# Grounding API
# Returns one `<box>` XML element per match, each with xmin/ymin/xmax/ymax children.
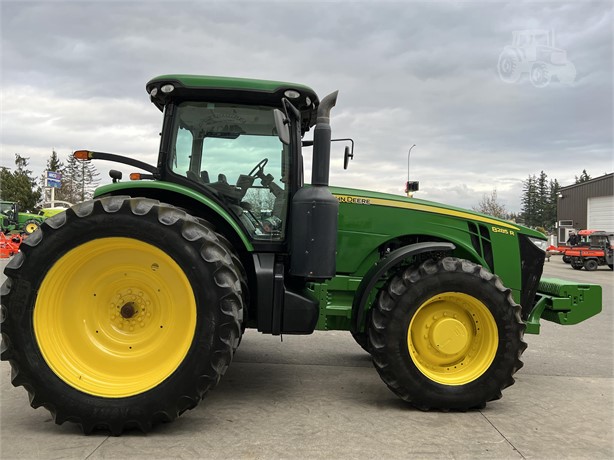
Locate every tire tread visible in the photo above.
<box><xmin>1</xmin><ymin>196</ymin><xmax>244</xmax><ymax>434</ymax></box>
<box><xmin>368</xmin><ymin>257</ymin><xmax>527</xmax><ymax>411</ymax></box>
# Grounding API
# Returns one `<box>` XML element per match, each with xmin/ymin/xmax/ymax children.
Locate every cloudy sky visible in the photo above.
<box><xmin>1</xmin><ymin>0</ymin><xmax>612</xmax><ymax>212</ymax></box>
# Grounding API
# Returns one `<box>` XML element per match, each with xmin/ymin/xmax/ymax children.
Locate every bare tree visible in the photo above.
<box><xmin>244</xmin><ymin>188</ymin><xmax>275</xmax><ymax>216</ymax></box>
<box><xmin>472</xmin><ymin>189</ymin><xmax>507</xmax><ymax>219</ymax></box>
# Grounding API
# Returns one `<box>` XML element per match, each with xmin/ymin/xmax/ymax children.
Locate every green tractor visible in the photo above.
<box><xmin>0</xmin><ymin>200</ymin><xmax>45</xmax><ymax>235</ymax></box>
<box><xmin>1</xmin><ymin>75</ymin><xmax>602</xmax><ymax>435</ymax></box>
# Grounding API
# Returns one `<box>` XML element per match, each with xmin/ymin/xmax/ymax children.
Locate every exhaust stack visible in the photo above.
<box><xmin>290</xmin><ymin>91</ymin><xmax>340</xmax><ymax>280</ymax></box>
<box><xmin>311</xmin><ymin>90</ymin><xmax>338</xmax><ymax>186</ymax></box>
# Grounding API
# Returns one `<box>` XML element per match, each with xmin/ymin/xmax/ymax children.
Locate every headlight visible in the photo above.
<box><xmin>528</xmin><ymin>236</ymin><xmax>549</xmax><ymax>252</ymax></box>
<box><xmin>161</xmin><ymin>84</ymin><xmax>175</xmax><ymax>94</ymax></box>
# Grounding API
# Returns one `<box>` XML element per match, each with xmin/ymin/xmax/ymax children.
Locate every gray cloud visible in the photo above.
<box><xmin>1</xmin><ymin>0</ymin><xmax>612</xmax><ymax>212</ymax></box>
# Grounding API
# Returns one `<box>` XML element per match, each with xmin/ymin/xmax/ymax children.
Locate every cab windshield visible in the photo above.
<box><xmin>170</xmin><ymin>102</ymin><xmax>290</xmax><ymax>241</ymax></box>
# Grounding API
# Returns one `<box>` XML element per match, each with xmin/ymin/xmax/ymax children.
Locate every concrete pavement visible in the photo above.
<box><xmin>1</xmin><ymin>256</ymin><xmax>612</xmax><ymax>459</ymax></box>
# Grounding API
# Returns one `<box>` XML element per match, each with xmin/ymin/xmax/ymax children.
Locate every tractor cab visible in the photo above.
<box><xmin>0</xmin><ymin>201</ymin><xmax>18</xmax><ymax>225</ymax></box>
<box><xmin>513</xmin><ymin>29</ymin><xmax>551</xmax><ymax>48</ymax></box>
<box><xmin>146</xmin><ymin>75</ymin><xmax>321</xmax><ymax>243</ymax></box>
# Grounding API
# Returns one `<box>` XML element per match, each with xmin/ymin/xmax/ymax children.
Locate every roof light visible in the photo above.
<box><xmin>130</xmin><ymin>173</ymin><xmax>142</xmax><ymax>181</ymax></box>
<box><xmin>73</xmin><ymin>150</ymin><xmax>92</xmax><ymax>160</ymax></box>
<box><xmin>160</xmin><ymin>84</ymin><xmax>175</xmax><ymax>94</ymax></box>
<box><xmin>284</xmin><ymin>89</ymin><xmax>300</xmax><ymax>99</ymax></box>
<box><xmin>150</xmin><ymin>87</ymin><xmax>158</xmax><ymax>97</ymax></box>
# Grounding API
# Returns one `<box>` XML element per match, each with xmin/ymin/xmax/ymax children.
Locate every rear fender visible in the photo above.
<box><xmin>94</xmin><ymin>181</ymin><xmax>253</xmax><ymax>252</ymax></box>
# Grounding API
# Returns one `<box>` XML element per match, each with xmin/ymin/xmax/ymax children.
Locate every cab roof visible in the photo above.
<box><xmin>146</xmin><ymin>74</ymin><xmax>320</xmax><ymax>133</ymax></box>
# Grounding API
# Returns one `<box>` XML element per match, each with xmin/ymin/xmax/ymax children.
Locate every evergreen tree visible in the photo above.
<box><xmin>62</xmin><ymin>152</ymin><xmax>82</xmax><ymax>204</ymax></box>
<box><xmin>536</xmin><ymin>171</ymin><xmax>549</xmax><ymax>227</ymax></box>
<box><xmin>0</xmin><ymin>167</ymin><xmax>14</xmax><ymax>200</ymax></box>
<box><xmin>60</xmin><ymin>152</ymin><xmax>100</xmax><ymax>203</ymax></box>
<box><xmin>546</xmin><ymin>178</ymin><xmax>561</xmax><ymax>231</ymax></box>
<box><xmin>575</xmin><ymin>169</ymin><xmax>591</xmax><ymax>183</ymax></box>
<box><xmin>521</xmin><ymin>174</ymin><xmax>538</xmax><ymax>227</ymax></box>
<box><xmin>47</xmin><ymin>149</ymin><xmax>63</xmax><ymax>171</ymax></box>
<box><xmin>0</xmin><ymin>154</ymin><xmax>42</xmax><ymax>211</ymax></box>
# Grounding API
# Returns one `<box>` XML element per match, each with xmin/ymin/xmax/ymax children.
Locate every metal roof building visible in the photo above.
<box><xmin>556</xmin><ymin>173</ymin><xmax>613</xmax><ymax>242</ymax></box>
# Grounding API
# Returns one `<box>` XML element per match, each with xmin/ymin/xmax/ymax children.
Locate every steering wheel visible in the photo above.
<box><xmin>248</xmin><ymin>158</ymin><xmax>268</xmax><ymax>178</ymax></box>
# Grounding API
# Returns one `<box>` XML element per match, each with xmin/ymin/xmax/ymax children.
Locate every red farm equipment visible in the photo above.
<box><xmin>0</xmin><ymin>233</ymin><xmax>24</xmax><ymax>259</ymax></box>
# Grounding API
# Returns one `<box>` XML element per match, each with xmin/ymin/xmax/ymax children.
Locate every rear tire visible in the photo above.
<box><xmin>1</xmin><ymin>196</ymin><xmax>243</xmax><ymax>434</ymax></box>
<box><xmin>583</xmin><ymin>259</ymin><xmax>598</xmax><ymax>271</ymax></box>
<box><xmin>562</xmin><ymin>255</ymin><xmax>571</xmax><ymax>264</ymax></box>
<box><xmin>22</xmin><ymin>219</ymin><xmax>40</xmax><ymax>234</ymax></box>
<box><xmin>213</xmin><ymin>231</ymin><xmax>249</xmax><ymax>344</ymax></box>
<box><xmin>571</xmin><ymin>259</ymin><xmax>583</xmax><ymax>270</ymax></box>
<box><xmin>368</xmin><ymin>257</ymin><xmax>526</xmax><ymax>410</ymax></box>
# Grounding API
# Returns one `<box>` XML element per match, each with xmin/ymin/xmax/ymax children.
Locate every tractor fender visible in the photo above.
<box><xmin>94</xmin><ymin>181</ymin><xmax>253</xmax><ymax>252</ymax></box>
<box><xmin>351</xmin><ymin>241</ymin><xmax>455</xmax><ymax>332</ymax></box>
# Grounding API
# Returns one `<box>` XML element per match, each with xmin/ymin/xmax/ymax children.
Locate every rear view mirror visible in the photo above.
<box><xmin>343</xmin><ymin>145</ymin><xmax>354</xmax><ymax>170</ymax></box>
<box><xmin>273</xmin><ymin>109</ymin><xmax>290</xmax><ymax>145</ymax></box>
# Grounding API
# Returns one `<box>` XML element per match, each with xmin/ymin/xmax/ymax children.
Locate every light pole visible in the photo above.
<box><xmin>407</xmin><ymin>144</ymin><xmax>416</xmax><ymax>184</ymax></box>
<box><xmin>406</xmin><ymin>144</ymin><xmax>416</xmax><ymax>196</ymax></box>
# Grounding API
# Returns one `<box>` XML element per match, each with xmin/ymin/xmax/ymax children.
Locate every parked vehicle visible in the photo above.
<box><xmin>38</xmin><ymin>208</ymin><xmax>68</xmax><ymax>219</ymax></box>
<box><xmin>0</xmin><ymin>201</ymin><xmax>44</xmax><ymax>235</ymax></box>
<box><xmin>0</xmin><ymin>232</ymin><xmax>23</xmax><ymax>258</ymax></box>
<box><xmin>567</xmin><ymin>231</ymin><xmax>614</xmax><ymax>270</ymax></box>
<box><xmin>548</xmin><ymin>229</ymin><xmax>600</xmax><ymax>263</ymax></box>
<box><xmin>1</xmin><ymin>75</ymin><xmax>602</xmax><ymax>434</ymax></box>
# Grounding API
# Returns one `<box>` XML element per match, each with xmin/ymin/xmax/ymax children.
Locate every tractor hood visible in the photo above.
<box><xmin>330</xmin><ymin>186</ymin><xmax>545</xmax><ymax>240</ymax></box>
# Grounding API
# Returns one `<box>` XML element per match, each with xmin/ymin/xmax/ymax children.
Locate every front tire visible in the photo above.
<box><xmin>368</xmin><ymin>257</ymin><xmax>526</xmax><ymax>410</ymax></box>
<box><xmin>351</xmin><ymin>331</ymin><xmax>370</xmax><ymax>353</ymax></box>
<box><xmin>1</xmin><ymin>196</ymin><xmax>243</xmax><ymax>434</ymax></box>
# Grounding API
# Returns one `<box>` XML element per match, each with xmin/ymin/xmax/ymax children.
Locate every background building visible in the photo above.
<box><xmin>556</xmin><ymin>173</ymin><xmax>613</xmax><ymax>243</ymax></box>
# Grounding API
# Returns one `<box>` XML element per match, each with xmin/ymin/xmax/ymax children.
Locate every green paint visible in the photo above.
<box><xmin>88</xmin><ymin>76</ymin><xmax>600</xmax><ymax>338</ymax></box>
<box><xmin>148</xmin><ymin>74</ymin><xmax>317</xmax><ymax>95</ymax></box>
<box><xmin>532</xmin><ymin>278</ymin><xmax>602</xmax><ymax>327</ymax></box>
<box><xmin>330</xmin><ymin>187</ymin><xmax>525</xmax><ymax>294</ymax></box>
<box><xmin>0</xmin><ymin>200</ymin><xmax>44</xmax><ymax>233</ymax></box>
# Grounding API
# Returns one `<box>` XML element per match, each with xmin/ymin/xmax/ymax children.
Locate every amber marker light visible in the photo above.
<box><xmin>129</xmin><ymin>173</ymin><xmax>141</xmax><ymax>181</ymax></box>
<box><xmin>73</xmin><ymin>150</ymin><xmax>92</xmax><ymax>160</ymax></box>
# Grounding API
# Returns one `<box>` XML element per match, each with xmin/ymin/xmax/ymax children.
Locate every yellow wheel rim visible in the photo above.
<box><xmin>34</xmin><ymin>237</ymin><xmax>197</xmax><ymax>398</ymax></box>
<box><xmin>25</xmin><ymin>223</ymin><xmax>38</xmax><ymax>234</ymax></box>
<box><xmin>407</xmin><ymin>292</ymin><xmax>498</xmax><ymax>385</ymax></box>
